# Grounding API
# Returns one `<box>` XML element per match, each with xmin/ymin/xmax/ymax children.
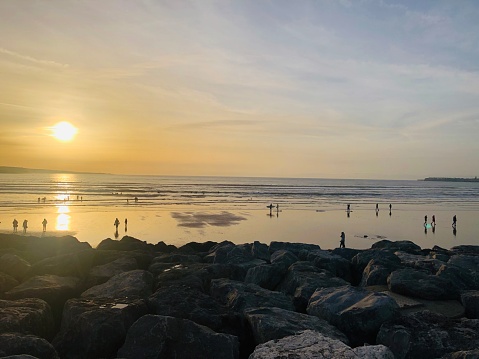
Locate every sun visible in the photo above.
<box><xmin>50</xmin><ymin>121</ymin><xmax>78</xmax><ymax>142</ymax></box>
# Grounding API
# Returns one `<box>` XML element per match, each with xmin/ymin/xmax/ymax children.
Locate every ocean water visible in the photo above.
<box><xmin>0</xmin><ymin>173</ymin><xmax>478</xmax><ymax>249</ymax></box>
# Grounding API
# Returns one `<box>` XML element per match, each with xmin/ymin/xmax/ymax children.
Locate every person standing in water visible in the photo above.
<box><xmin>114</xmin><ymin>218</ymin><xmax>120</xmax><ymax>231</ymax></box>
<box><xmin>452</xmin><ymin>215</ymin><xmax>457</xmax><ymax>228</ymax></box>
<box><xmin>13</xmin><ymin>219</ymin><xmax>18</xmax><ymax>232</ymax></box>
<box><xmin>340</xmin><ymin>231</ymin><xmax>346</xmax><ymax>248</ymax></box>
<box><xmin>42</xmin><ymin>218</ymin><xmax>47</xmax><ymax>232</ymax></box>
<box><xmin>22</xmin><ymin>219</ymin><xmax>28</xmax><ymax>234</ymax></box>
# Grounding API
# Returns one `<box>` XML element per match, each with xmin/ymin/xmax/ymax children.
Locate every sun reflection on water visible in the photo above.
<box><xmin>56</xmin><ymin>205</ymin><xmax>71</xmax><ymax>231</ymax></box>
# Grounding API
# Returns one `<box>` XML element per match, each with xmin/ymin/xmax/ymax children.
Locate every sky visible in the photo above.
<box><xmin>1</xmin><ymin>0</ymin><xmax>479</xmax><ymax>179</ymax></box>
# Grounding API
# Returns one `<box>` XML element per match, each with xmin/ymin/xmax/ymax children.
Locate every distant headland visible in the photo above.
<box><xmin>423</xmin><ymin>177</ymin><xmax>479</xmax><ymax>183</ymax></box>
<box><xmin>0</xmin><ymin>166</ymin><xmax>108</xmax><ymax>175</ymax></box>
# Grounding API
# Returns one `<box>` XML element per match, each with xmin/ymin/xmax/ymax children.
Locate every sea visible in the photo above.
<box><xmin>0</xmin><ymin>173</ymin><xmax>478</xmax><ymax>250</ymax></box>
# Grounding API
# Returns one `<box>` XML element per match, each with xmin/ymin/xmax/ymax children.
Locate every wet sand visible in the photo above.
<box><xmin>0</xmin><ymin>202</ymin><xmax>476</xmax><ymax>250</ymax></box>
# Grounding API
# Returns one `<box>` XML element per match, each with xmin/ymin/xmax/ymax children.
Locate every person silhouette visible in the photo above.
<box><xmin>376</xmin><ymin>203</ymin><xmax>379</xmax><ymax>212</ymax></box>
<box><xmin>22</xmin><ymin>219</ymin><xmax>28</xmax><ymax>234</ymax></box>
<box><xmin>339</xmin><ymin>231</ymin><xmax>346</xmax><ymax>248</ymax></box>
<box><xmin>424</xmin><ymin>215</ymin><xmax>428</xmax><ymax>226</ymax></box>
<box><xmin>452</xmin><ymin>215</ymin><xmax>457</xmax><ymax>228</ymax></box>
<box><xmin>432</xmin><ymin>215</ymin><xmax>436</xmax><ymax>226</ymax></box>
<box><xmin>114</xmin><ymin>218</ymin><xmax>120</xmax><ymax>231</ymax></box>
<box><xmin>13</xmin><ymin>219</ymin><xmax>18</xmax><ymax>232</ymax></box>
<box><xmin>124</xmin><ymin>218</ymin><xmax>128</xmax><ymax>232</ymax></box>
<box><xmin>42</xmin><ymin>218</ymin><xmax>47</xmax><ymax>232</ymax></box>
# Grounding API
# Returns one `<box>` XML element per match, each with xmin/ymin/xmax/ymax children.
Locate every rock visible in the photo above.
<box><xmin>96</xmin><ymin>235</ymin><xmax>173</xmax><ymax>252</ymax></box>
<box><xmin>210</xmin><ymin>279</ymin><xmax>294</xmax><ymax>313</ymax></box>
<box><xmin>81</xmin><ymin>269</ymin><xmax>153</xmax><ymax>300</ymax></box>
<box><xmin>394</xmin><ymin>251</ymin><xmax>446</xmax><ymax>273</ymax></box>
<box><xmin>0</xmin><ymin>333</ymin><xmax>59</xmax><ymax>359</ymax></box>
<box><xmin>0</xmin><ymin>254</ymin><xmax>31</xmax><ymax>281</ymax></box>
<box><xmin>177</xmin><ymin>241</ymin><xmax>218</xmax><ymax>255</ymax></box>
<box><xmin>307</xmin><ymin>285</ymin><xmax>399</xmax><ymax>346</ymax></box>
<box><xmin>248</xmin><ymin>330</ymin><xmax>393</xmax><ymax>359</ymax></box>
<box><xmin>331</xmin><ymin>247</ymin><xmax>362</xmax><ymax>261</ymax></box>
<box><xmin>352</xmin><ymin>250</ymin><xmax>401</xmax><ymax>285</ymax></box>
<box><xmin>437</xmin><ymin>255</ymin><xmax>479</xmax><ymax>290</ymax></box>
<box><xmin>441</xmin><ymin>349</ymin><xmax>479</xmax><ymax>358</ymax></box>
<box><xmin>388</xmin><ymin>268</ymin><xmax>460</xmax><ymax>300</ymax></box>
<box><xmin>461</xmin><ymin>291</ymin><xmax>479</xmax><ymax>319</ymax></box>
<box><xmin>277</xmin><ymin>261</ymin><xmax>348</xmax><ymax>312</ymax></box>
<box><xmin>148</xmin><ymin>284</ymin><xmax>239</xmax><ymax>333</ymax></box>
<box><xmin>0</xmin><ymin>355</ymin><xmax>41</xmax><ymax>359</ymax></box>
<box><xmin>450</xmin><ymin>245</ymin><xmax>479</xmax><ymax>255</ymax></box>
<box><xmin>0</xmin><ymin>298</ymin><xmax>54</xmax><ymax>340</ymax></box>
<box><xmin>86</xmin><ymin>255</ymin><xmax>138</xmax><ymax>287</ymax></box>
<box><xmin>244</xmin><ymin>307</ymin><xmax>349</xmax><ymax>345</ymax></box>
<box><xmin>26</xmin><ymin>250</ymin><xmax>95</xmax><ymax>279</ymax></box>
<box><xmin>269</xmin><ymin>250</ymin><xmax>298</xmax><ymax>270</ymax></box>
<box><xmin>372</xmin><ymin>240</ymin><xmax>422</xmax><ymax>253</ymax></box>
<box><xmin>377</xmin><ymin>310</ymin><xmax>479</xmax><ymax>359</ymax></box>
<box><xmin>117</xmin><ymin>314</ymin><xmax>239</xmax><ymax>359</ymax></box>
<box><xmin>251</xmin><ymin>241</ymin><xmax>270</xmax><ymax>262</ymax></box>
<box><xmin>209</xmin><ymin>243</ymin><xmax>254</xmax><ymax>264</ymax></box>
<box><xmin>52</xmin><ymin>298</ymin><xmax>148</xmax><ymax>359</ymax></box>
<box><xmin>5</xmin><ymin>275</ymin><xmax>82</xmax><ymax>324</ymax></box>
<box><xmin>269</xmin><ymin>242</ymin><xmax>320</xmax><ymax>257</ymax></box>
<box><xmin>0</xmin><ymin>272</ymin><xmax>19</xmax><ymax>294</ymax></box>
<box><xmin>244</xmin><ymin>264</ymin><xmax>286</xmax><ymax>290</ymax></box>
<box><xmin>306</xmin><ymin>250</ymin><xmax>352</xmax><ymax>282</ymax></box>
<box><xmin>360</xmin><ymin>258</ymin><xmax>402</xmax><ymax>287</ymax></box>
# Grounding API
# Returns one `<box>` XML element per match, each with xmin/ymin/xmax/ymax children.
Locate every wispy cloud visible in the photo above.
<box><xmin>0</xmin><ymin>47</ymin><xmax>69</xmax><ymax>68</ymax></box>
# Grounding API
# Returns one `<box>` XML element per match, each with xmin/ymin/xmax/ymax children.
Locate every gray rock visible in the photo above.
<box><xmin>441</xmin><ymin>349</ymin><xmax>479</xmax><ymax>358</ymax></box>
<box><xmin>277</xmin><ymin>262</ymin><xmax>348</xmax><ymax>312</ymax></box>
<box><xmin>81</xmin><ymin>269</ymin><xmax>153</xmax><ymax>300</ymax></box>
<box><xmin>372</xmin><ymin>240</ymin><xmax>422</xmax><ymax>253</ymax></box>
<box><xmin>210</xmin><ymin>279</ymin><xmax>294</xmax><ymax>313</ymax></box>
<box><xmin>0</xmin><ymin>298</ymin><xmax>54</xmax><ymax>340</ymax></box>
<box><xmin>352</xmin><ymin>249</ymin><xmax>401</xmax><ymax>284</ymax></box>
<box><xmin>0</xmin><ymin>254</ymin><xmax>31</xmax><ymax>281</ymax></box>
<box><xmin>26</xmin><ymin>250</ymin><xmax>95</xmax><ymax>279</ymax></box>
<box><xmin>117</xmin><ymin>314</ymin><xmax>239</xmax><ymax>359</ymax></box>
<box><xmin>244</xmin><ymin>264</ymin><xmax>286</xmax><ymax>290</ymax></box>
<box><xmin>0</xmin><ymin>272</ymin><xmax>19</xmax><ymax>293</ymax></box>
<box><xmin>269</xmin><ymin>241</ymin><xmax>321</xmax><ymax>256</ymax></box>
<box><xmin>52</xmin><ymin>297</ymin><xmax>148</xmax><ymax>359</ymax></box>
<box><xmin>388</xmin><ymin>268</ymin><xmax>460</xmax><ymax>300</ymax></box>
<box><xmin>306</xmin><ymin>250</ymin><xmax>352</xmax><ymax>282</ymax></box>
<box><xmin>438</xmin><ymin>255</ymin><xmax>479</xmax><ymax>290</ymax></box>
<box><xmin>86</xmin><ymin>256</ymin><xmax>138</xmax><ymax>286</ymax></box>
<box><xmin>360</xmin><ymin>258</ymin><xmax>402</xmax><ymax>287</ymax></box>
<box><xmin>377</xmin><ymin>310</ymin><xmax>479</xmax><ymax>359</ymax></box>
<box><xmin>395</xmin><ymin>251</ymin><xmax>446</xmax><ymax>273</ymax></box>
<box><xmin>251</xmin><ymin>241</ymin><xmax>270</xmax><ymax>262</ymax></box>
<box><xmin>307</xmin><ymin>285</ymin><xmax>399</xmax><ymax>346</ymax></box>
<box><xmin>450</xmin><ymin>245</ymin><xmax>479</xmax><ymax>255</ymax></box>
<box><xmin>461</xmin><ymin>291</ymin><xmax>479</xmax><ymax>319</ymax></box>
<box><xmin>270</xmin><ymin>250</ymin><xmax>298</xmax><ymax>270</ymax></box>
<box><xmin>248</xmin><ymin>330</ymin><xmax>393</xmax><ymax>359</ymax></box>
<box><xmin>0</xmin><ymin>333</ymin><xmax>59</xmax><ymax>359</ymax></box>
<box><xmin>244</xmin><ymin>306</ymin><xmax>349</xmax><ymax>345</ymax></box>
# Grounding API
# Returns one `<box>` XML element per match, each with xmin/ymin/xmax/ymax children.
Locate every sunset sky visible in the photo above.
<box><xmin>1</xmin><ymin>0</ymin><xmax>478</xmax><ymax>179</ymax></box>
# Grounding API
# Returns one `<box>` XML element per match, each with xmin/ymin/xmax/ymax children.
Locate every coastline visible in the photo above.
<box><xmin>0</xmin><ymin>233</ymin><xmax>478</xmax><ymax>358</ymax></box>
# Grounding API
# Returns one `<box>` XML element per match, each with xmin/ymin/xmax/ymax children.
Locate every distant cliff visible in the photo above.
<box><xmin>424</xmin><ymin>177</ymin><xmax>479</xmax><ymax>183</ymax></box>
<box><xmin>0</xmin><ymin>166</ymin><xmax>107</xmax><ymax>175</ymax></box>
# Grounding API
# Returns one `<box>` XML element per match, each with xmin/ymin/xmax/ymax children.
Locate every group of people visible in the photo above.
<box><xmin>11</xmin><ymin>218</ymin><xmax>48</xmax><ymax>233</ymax></box>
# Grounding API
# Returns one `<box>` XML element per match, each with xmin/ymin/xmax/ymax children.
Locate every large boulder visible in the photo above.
<box><xmin>81</xmin><ymin>269</ymin><xmax>153</xmax><ymax>300</ymax></box>
<box><xmin>244</xmin><ymin>307</ymin><xmax>349</xmax><ymax>345</ymax></box>
<box><xmin>117</xmin><ymin>314</ymin><xmax>239</xmax><ymax>359</ymax></box>
<box><xmin>86</xmin><ymin>255</ymin><xmax>138</xmax><ymax>287</ymax></box>
<box><xmin>307</xmin><ymin>285</ymin><xmax>399</xmax><ymax>346</ymax></box>
<box><xmin>148</xmin><ymin>284</ymin><xmax>239</xmax><ymax>334</ymax></box>
<box><xmin>210</xmin><ymin>279</ymin><xmax>294</xmax><ymax>313</ymax></box>
<box><xmin>359</xmin><ymin>258</ymin><xmax>402</xmax><ymax>287</ymax></box>
<box><xmin>244</xmin><ymin>264</ymin><xmax>286</xmax><ymax>290</ymax></box>
<box><xmin>25</xmin><ymin>250</ymin><xmax>95</xmax><ymax>279</ymax></box>
<box><xmin>0</xmin><ymin>333</ymin><xmax>59</xmax><ymax>359</ymax></box>
<box><xmin>0</xmin><ymin>298</ymin><xmax>54</xmax><ymax>340</ymax></box>
<box><xmin>52</xmin><ymin>298</ymin><xmax>148</xmax><ymax>359</ymax></box>
<box><xmin>0</xmin><ymin>272</ymin><xmax>19</xmax><ymax>294</ymax></box>
<box><xmin>351</xmin><ymin>250</ymin><xmax>401</xmax><ymax>285</ymax></box>
<box><xmin>306</xmin><ymin>250</ymin><xmax>352</xmax><ymax>282</ymax></box>
<box><xmin>460</xmin><ymin>291</ymin><xmax>479</xmax><ymax>319</ymax></box>
<box><xmin>437</xmin><ymin>255</ymin><xmax>479</xmax><ymax>290</ymax></box>
<box><xmin>270</xmin><ymin>250</ymin><xmax>298</xmax><ymax>270</ymax></box>
<box><xmin>394</xmin><ymin>251</ymin><xmax>446</xmax><ymax>274</ymax></box>
<box><xmin>249</xmin><ymin>330</ymin><xmax>394</xmax><ymax>359</ymax></box>
<box><xmin>372</xmin><ymin>240</ymin><xmax>421</xmax><ymax>253</ymax></box>
<box><xmin>96</xmin><ymin>235</ymin><xmax>172</xmax><ymax>253</ymax></box>
<box><xmin>5</xmin><ymin>275</ymin><xmax>82</xmax><ymax>324</ymax></box>
<box><xmin>269</xmin><ymin>242</ymin><xmax>321</xmax><ymax>257</ymax></box>
<box><xmin>277</xmin><ymin>261</ymin><xmax>348</xmax><ymax>312</ymax></box>
<box><xmin>0</xmin><ymin>254</ymin><xmax>31</xmax><ymax>281</ymax></box>
<box><xmin>388</xmin><ymin>268</ymin><xmax>460</xmax><ymax>300</ymax></box>
<box><xmin>377</xmin><ymin>310</ymin><xmax>479</xmax><ymax>359</ymax></box>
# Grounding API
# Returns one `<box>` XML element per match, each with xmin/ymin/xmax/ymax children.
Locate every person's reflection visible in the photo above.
<box><xmin>453</xmin><ymin>227</ymin><xmax>457</xmax><ymax>236</ymax></box>
<box><xmin>114</xmin><ymin>229</ymin><xmax>119</xmax><ymax>239</ymax></box>
<box><xmin>424</xmin><ymin>226</ymin><xmax>427</xmax><ymax>235</ymax></box>
<box><xmin>347</xmin><ymin>211</ymin><xmax>350</xmax><ymax>218</ymax></box>
<box><xmin>432</xmin><ymin>224</ymin><xmax>436</xmax><ymax>234</ymax></box>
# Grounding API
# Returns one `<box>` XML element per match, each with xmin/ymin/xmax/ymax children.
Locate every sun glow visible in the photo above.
<box><xmin>50</xmin><ymin>121</ymin><xmax>78</xmax><ymax>142</ymax></box>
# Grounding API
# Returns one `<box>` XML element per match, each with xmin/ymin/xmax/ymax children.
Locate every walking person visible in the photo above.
<box><xmin>432</xmin><ymin>215</ymin><xmax>436</xmax><ymax>226</ymax></box>
<box><xmin>114</xmin><ymin>218</ymin><xmax>120</xmax><ymax>231</ymax></box>
<box><xmin>22</xmin><ymin>219</ymin><xmax>28</xmax><ymax>234</ymax></box>
<box><xmin>339</xmin><ymin>231</ymin><xmax>346</xmax><ymax>248</ymax></box>
<box><xmin>13</xmin><ymin>219</ymin><xmax>18</xmax><ymax>232</ymax></box>
<box><xmin>42</xmin><ymin>218</ymin><xmax>48</xmax><ymax>232</ymax></box>
<box><xmin>452</xmin><ymin>215</ymin><xmax>457</xmax><ymax>228</ymax></box>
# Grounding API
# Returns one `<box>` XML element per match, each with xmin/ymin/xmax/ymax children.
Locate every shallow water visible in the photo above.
<box><xmin>0</xmin><ymin>173</ymin><xmax>477</xmax><ymax>250</ymax></box>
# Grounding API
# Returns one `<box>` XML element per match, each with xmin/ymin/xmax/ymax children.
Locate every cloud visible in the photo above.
<box><xmin>0</xmin><ymin>47</ymin><xmax>69</xmax><ymax>68</ymax></box>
